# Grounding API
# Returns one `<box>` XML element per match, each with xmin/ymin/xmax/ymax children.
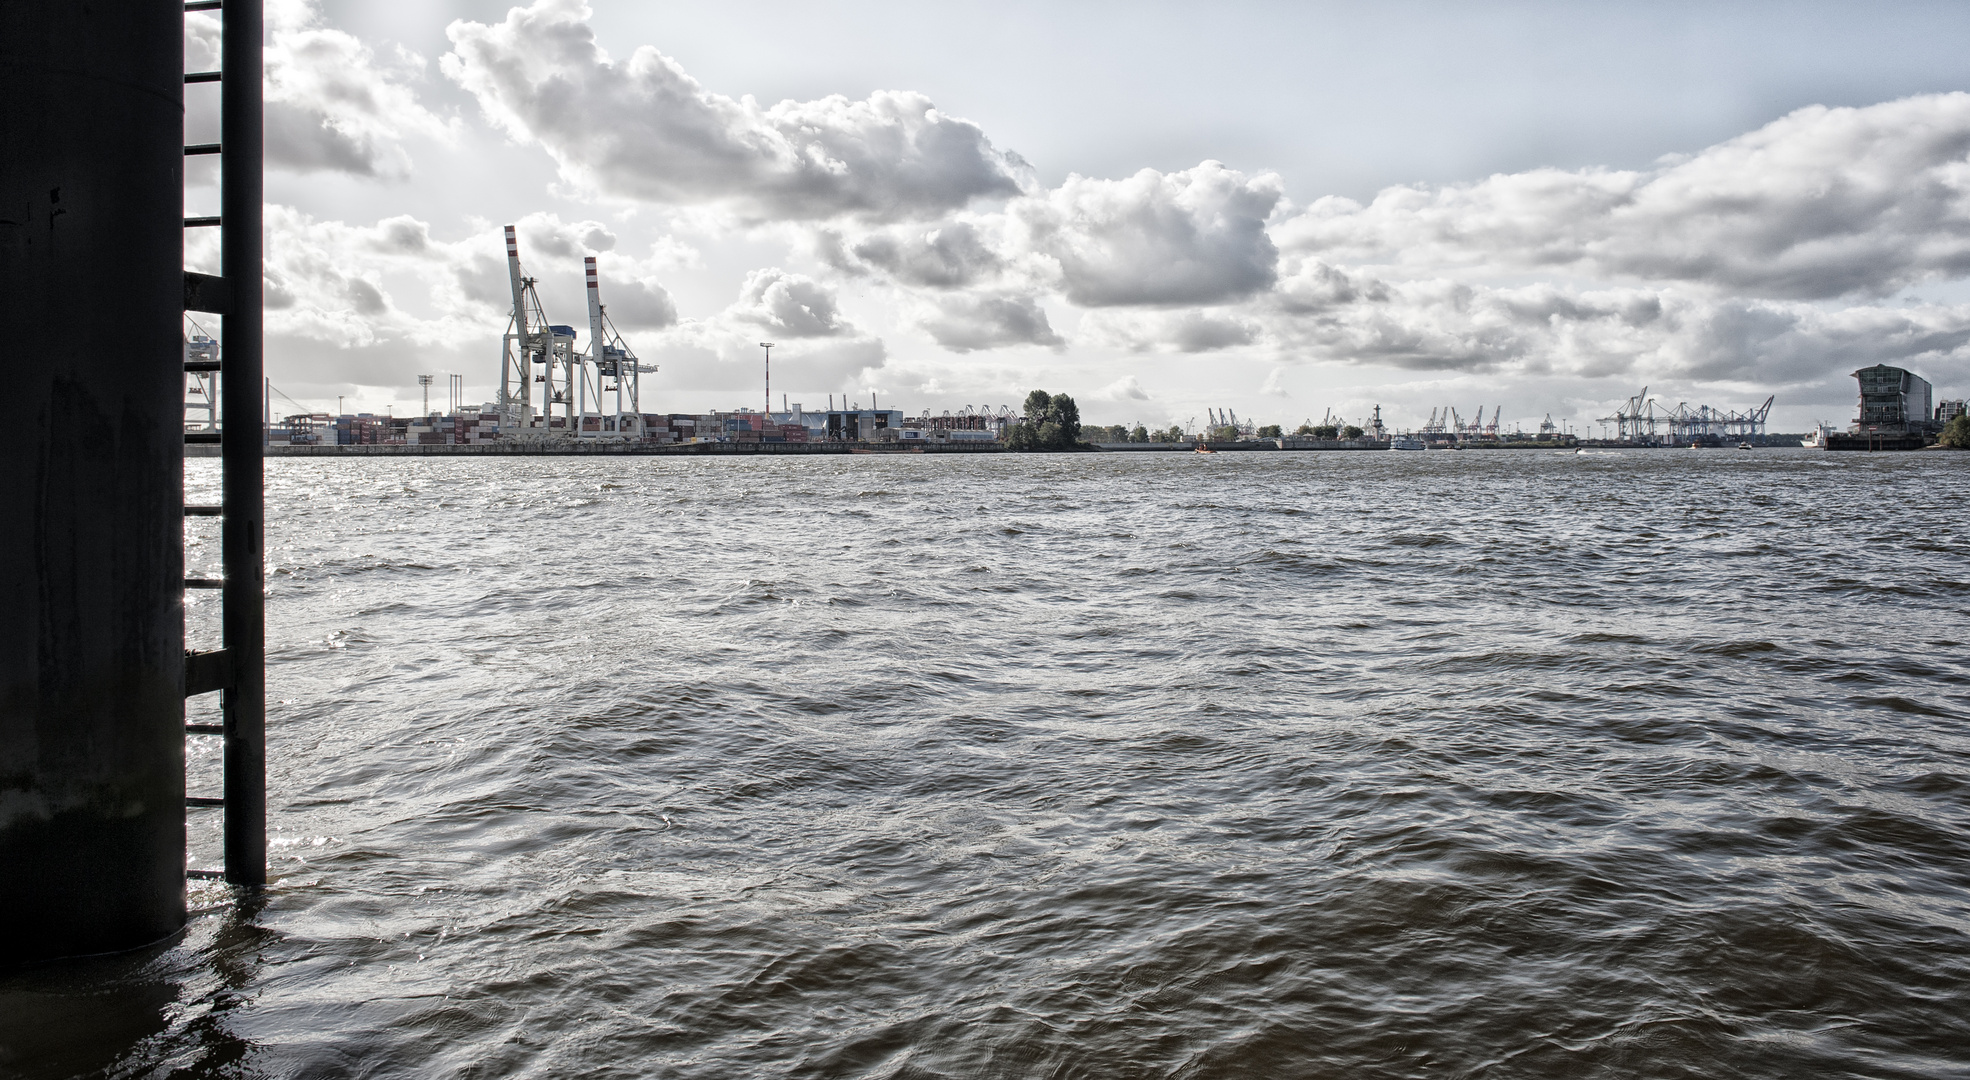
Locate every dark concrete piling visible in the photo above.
<box><xmin>1</xmin><ymin>0</ymin><xmax>189</xmax><ymax>962</ymax></box>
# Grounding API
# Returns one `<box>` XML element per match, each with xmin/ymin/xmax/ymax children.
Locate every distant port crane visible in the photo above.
<box><xmin>581</xmin><ymin>256</ymin><xmax>651</xmax><ymax>440</ymax></box>
<box><xmin>498</xmin><ymin>225</ymin><xmax>578</xmax><ymax>434</ymax></box>
<box><xmin>1597</xmin><ymin>387</ymin><xmax>1774</xmax><ymax>442</ymax></box>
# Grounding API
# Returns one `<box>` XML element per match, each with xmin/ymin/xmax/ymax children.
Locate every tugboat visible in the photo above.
<box><xmin>1193</xmin><ymin>443</ymin><xmax>1217</xmax><ymax>454</ymax></box>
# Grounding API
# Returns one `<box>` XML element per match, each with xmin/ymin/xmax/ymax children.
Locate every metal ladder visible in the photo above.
<box><xmin>181</xmin><ymin>0</ymin><xmax>266</xmax><ymax>887</ymax></box>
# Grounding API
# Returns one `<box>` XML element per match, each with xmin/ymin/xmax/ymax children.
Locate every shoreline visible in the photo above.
<box><xmin>182</xmin><ymin>438</ymin><xmax>1830</xmax><ymax>458</ymax></box>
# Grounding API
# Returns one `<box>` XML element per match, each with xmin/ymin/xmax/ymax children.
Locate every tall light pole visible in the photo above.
<box><xmin>418</xmin><ymin>374</ymin><xmax>433</xmax><ymax>417</ymax></box>
<box><xmin>759</xmin><ymin>343</ymin><xmax>774</xmax><ymax>417</ymax></box>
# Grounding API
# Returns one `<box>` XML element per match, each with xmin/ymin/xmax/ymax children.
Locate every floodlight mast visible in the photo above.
<box><xmin>760</xmin><ymin>343</ymin><xmax>775</xmax><ymax>417</ymax></box>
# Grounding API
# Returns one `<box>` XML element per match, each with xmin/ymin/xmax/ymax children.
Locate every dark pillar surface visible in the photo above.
<box><xmin>0</xmin><ymin>0</ymin><xmax>187</xmax><ymax>962</ymax></box>
<box><xmin>222</xmin><ymin>0</ymin><xmax>268</xmax><ymax>889</ymax></box>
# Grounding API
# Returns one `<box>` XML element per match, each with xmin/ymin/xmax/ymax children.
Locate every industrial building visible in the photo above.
<box><xmin>1821</xmin><ymin>364</ymin><xmax>1953</xmax><ymax>450</ymax></box>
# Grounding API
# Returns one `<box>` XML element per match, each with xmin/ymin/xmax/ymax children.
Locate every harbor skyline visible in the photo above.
<box><xmin>186</xmin><ymin>1</ymin><xmax>1970</xmax><ymax>430</ymax></box>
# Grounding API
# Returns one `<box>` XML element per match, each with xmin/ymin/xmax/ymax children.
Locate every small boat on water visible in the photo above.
<box><xmin>1737</xmin><ymin>442</ymin><xmax>1753</xmax><ymax>450</ymax></box>
<box><xmin>1193</xmin><ymin>444</ymin><xmax>1217</xmax><ymax>454</ymax></box>
<box><xmin>1388</xmin><ymin>436</ymin><xmax>1425</xmax><ymax>451</ymax></box>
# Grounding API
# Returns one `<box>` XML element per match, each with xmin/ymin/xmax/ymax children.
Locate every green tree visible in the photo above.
<box><xmin>1054</xmin><ymin>394</ymin><xmax>1082</xmax><ymax>442</ymax></box>
<box><xmin>1257</xmin><ymin>424</ymin><xmax>1283</xmax><ymax>438</ymax></box>
<box><xmin>1294</xmin><ymin>422</ymin><xmax>1316</xmax><ymax>436</ymax></box>
<box><xmin>1942</xmin><ymin>412</ymin><xmax>1970</xmax><ymax>448</ymax></box>
<box><xmin>1342</xmin><ymin>425</ymin><xmax>1365</xmax><ymax>439</ymax></box>
<box><xmin>1165</xmin><ymin>426</ymin><xmax>1186</xmax><ymax>443</ymax></box>
<box><xmin>1130</xmin><ymin>424</ymin><xmax>1149</xmax><ymax>443</ymax></box>
<box><xmin>1006</xmin><ymin>390</ymin><xmax>1085</xmax><ymax>451</ymax></box>
<box><xmin>1022</xmin><ymin>389</ymin><xmax>1053</xmax><ymax>425</ymax></box>
<box><xmin>1312</xmin><ymin>424</ymin><xmax>1338</xmax><ymax>438</ymax></box>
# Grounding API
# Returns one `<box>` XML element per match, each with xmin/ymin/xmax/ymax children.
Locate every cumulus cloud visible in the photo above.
<box><xmin>184</xmin><ymin>0</ymin><xmax>457</xmax><ymax>179</ymax></box>
<box><xmin>1257</xmin><ymin>272</ymin><xmax>1970</xmax><ymax>387</ymax></box>
<box><xmin>1083</xmin><ymin>308</ymin><xmax>1262</xmax><ymax>353</ymax></box>
<box><xmin>839</xmin><ymin>221</ymin><xmax>1007</xmax><ymax>288</ymax></box>
<box><xmin>724</xmin><ymin>269</ymin><xmax>856</xmax><ymax>338</ymax></box>
<box><xmin>601</xmin><ymin>279</ymin><xmax>680</xmax><ymax>330</ymax></box>
<box><xmin>1276</xmin><ymin>94</ymin><xmax>1970</xmax><ymax>301</ymax></box>
<box><xmin>441</xmin><ymin>0</ymin><xmax>1030</xmax><ymax>221</ymax></box>
<box><xmin>225</xmin><ymin>207</ymin><xmax>678</xmax><ymax>358</ymax></box>
<box><xmin>917</xmin><ymin>293</ymin><xmax>1064</xmax><ymax>352</ymax></box>
<box><xmin>1015</xmin><ymin>162</ymin><xmax>1285</xmax><ymax>306</ymax></box>
<box><xmin>1098</xmin><ymin>375</ymin><xmax>1151</xmax><ymax>401</ymax></box>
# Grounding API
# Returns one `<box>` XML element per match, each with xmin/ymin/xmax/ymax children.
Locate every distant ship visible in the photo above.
<box><xmin>1801</xmin><ymin>423</ymin><xmax>1834</xmax><ymax>449</ymax></box>
<box><xmin>1388</xmin><ymin>436</ymin><xmax>1425</xmax><ymax>451</ymax></box>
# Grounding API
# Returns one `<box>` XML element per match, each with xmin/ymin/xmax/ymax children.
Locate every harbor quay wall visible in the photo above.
<box><xmin>188</xmin><ymin>437</ymin><xmax>1625</xmax><ymax>457</ymax></box>
<box><xmin>1092</xmin><ymin>439</ymin><xmax>1391</xmax><ymax>451</ymax></box>
<box><xmin>191</xmin><ymin>441</ymin><xmax>1006</xmax><ymax>458</ymax></box>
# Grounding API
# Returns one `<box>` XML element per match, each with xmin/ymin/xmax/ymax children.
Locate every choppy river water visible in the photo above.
<box><xmin>4</xmin><ymin>448</ymin><xmax>1969</xmax><ymax>1079</ymax></box>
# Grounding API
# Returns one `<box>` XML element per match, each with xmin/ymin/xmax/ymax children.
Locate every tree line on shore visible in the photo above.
<box><xmin>1075</xmin><ymin>421</ymin><xmax>1367</xmax><ymax>443</ymax></box>
<box><xmin>1942</xmin><ymin>412</ymin><xmax>1970</xmax><ymax>448</ymax></box>
<box><xmin>1007</xmin><ymin>389</ymin><xmax>1369</xmax><ymax>450</ymax></box>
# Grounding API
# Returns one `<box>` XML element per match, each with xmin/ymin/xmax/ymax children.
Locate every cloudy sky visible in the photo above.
<box><xmin>187</xmin><ymin>0</ymin><xmax>1970</xmax><ymax>432</ymax></box>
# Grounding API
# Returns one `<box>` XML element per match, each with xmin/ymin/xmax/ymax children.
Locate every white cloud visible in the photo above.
<box><xmin>441</xmin><ymin>0</ymin><xmax>1030</xmax><ymax>221</ymax></box>
<box><xmin>1257</xmin><ymin>273</ymin><xmax>1970</xmax><ymax>387</ymax></box>
<box><xmin>724</xmin><ymin>268</ymin><xmax>856</xmax><ymax>338</ymax></box>
<box><xmin>239</xmin><ymin>207</ymin><xmax>678</xmax><ymax>359</ymax></box>
<box><xmin>186</xmin><ymin>0</ymin><xmax>458</xmax><ymax>179</ymax></box>
<box><xmin>1275</xmin><ymin>94</ymin><xmax>1970</xmax><ymax>301</ymax></box>
<box><xmin>917</xmin><ymin>293</ymin><xmax>1064</xmax><ymax>353</ymax></box>
<box><xmin>1098</xmin><ymin>375</ymin><xmax>1151</xmax><ymax>401</ymax></box>
<box><xmin>834</xmin><ymin>221</ymin><xmax>1007</xmax><ymax>288</ymax></box>
<box><xmin>1014</xmin><ymin>162</ymin><xmax>1285</xmax><ymax>306</ymax></box>
<box><xmin>1082</xmin><ymin>308</ymin><xmax>1262</xmax><ymax>353</ymax></box>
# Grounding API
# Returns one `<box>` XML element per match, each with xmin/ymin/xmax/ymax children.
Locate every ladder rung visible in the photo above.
<box><xmin>184</xmin><ymin>648</ymin><xmax>233</xmax><ymax>696</ymax></box>
<box><xmin>185</xmin><ymin>431</ymin><xmax>222</xmax><ymax>444</ymax></box>
<box><xmin>184</xmin><ymin>216</ymin><xmax>222</xmax><ymax>228</ymax></box>
<box><xmin>184</xmin><ymin>71</ymin><xmax>221</xmax><ymax>84</ymax></box>
<box><xmin>184</xmin><ymin>143</ymin><xmax>221</xmax><ymax>156</ymax></box>
<box><xmin>184</xmin><ymin>271</ymin><xmax>231</xmax><ymax>315</ymax></box>
<box><xmin>185</xmin><ymin>359</ymin><xmax>222</xmax><ymax>372</ymax></box>
<box><xmin>185</xmin><ymin>723</ymin><xmax>226</xmax><ymax>735</ymax></box>
<box><xmin>186</xmin><ymin>796</ymin><xmax>225</xmax><ymax>808</ymax></box>
<box><xmin>185</xmin><ymin>504</ymin><xmax>223</xmax><ymax>516</ymax></box>
<box><xmin>186</xmin><ymin>868</ymin><xmax>227</xmax><ymax>879</ymax></box>
<box><xmin>185</xmin><ymin>577</ymin><xmax>224</xmax><ymax>589</ymax></box>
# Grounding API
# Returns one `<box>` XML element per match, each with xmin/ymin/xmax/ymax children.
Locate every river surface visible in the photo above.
<box><xmin>4</xmin><ymin>448</ymin><xmax>1968</xmax><ymax>1079</ymax></box>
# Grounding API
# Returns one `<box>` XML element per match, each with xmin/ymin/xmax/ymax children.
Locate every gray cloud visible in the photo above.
<box><xmin>520</xmin><ymin>218</ymin><xmax>617</xmax><ymax>258</ymax></box>
<box><xmin>1084</xmin><ymin>309</ymin><xmax>1262</xmax><ymax>353</ymax></box>
<box><xmin>1257</xmin><ymin>274</ymin><xmax>1970</xmax><ymax>387</ymax></box>
<box><xmin>188</xmin><ymin>2</ymin><xmax>457</xmax><ymax>179</ymax></box>
<box><xmin>1278</xmin><ymin>94</ymin><xmax>1970</xmax><ymax>301</ymax></box>
<box><xmin>442</xmin><ymin>0</ymin><xmax>1030</xmax><ymax>221</ymax></box>
<box><xmin>603</xmin><ymin>279</ymin><xmax>679</xmax><ymax>330</ymax></box>
<box><xmin>346</xmin><ymin>279</ymin><xmax>390</xmax><ymax>316</ymax></box>
<box><xmin>725</xmin><ymin>269</ymin><xmax>853</xmax><ymax>338</ymax></box>
<box><xmin>850</xmin><ymin>222</ymin><xmax>1005</xmax><ymax>288</ymax></box>
<box><xmin>919</xmin><ymin>293</ymin><xmax>1064</xmax><ymax>352</ymax></box>
<box><xmin>1018</xmin><ymin>162</ymin><xmax>1284</xmax><ymax>306</ymax></box>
